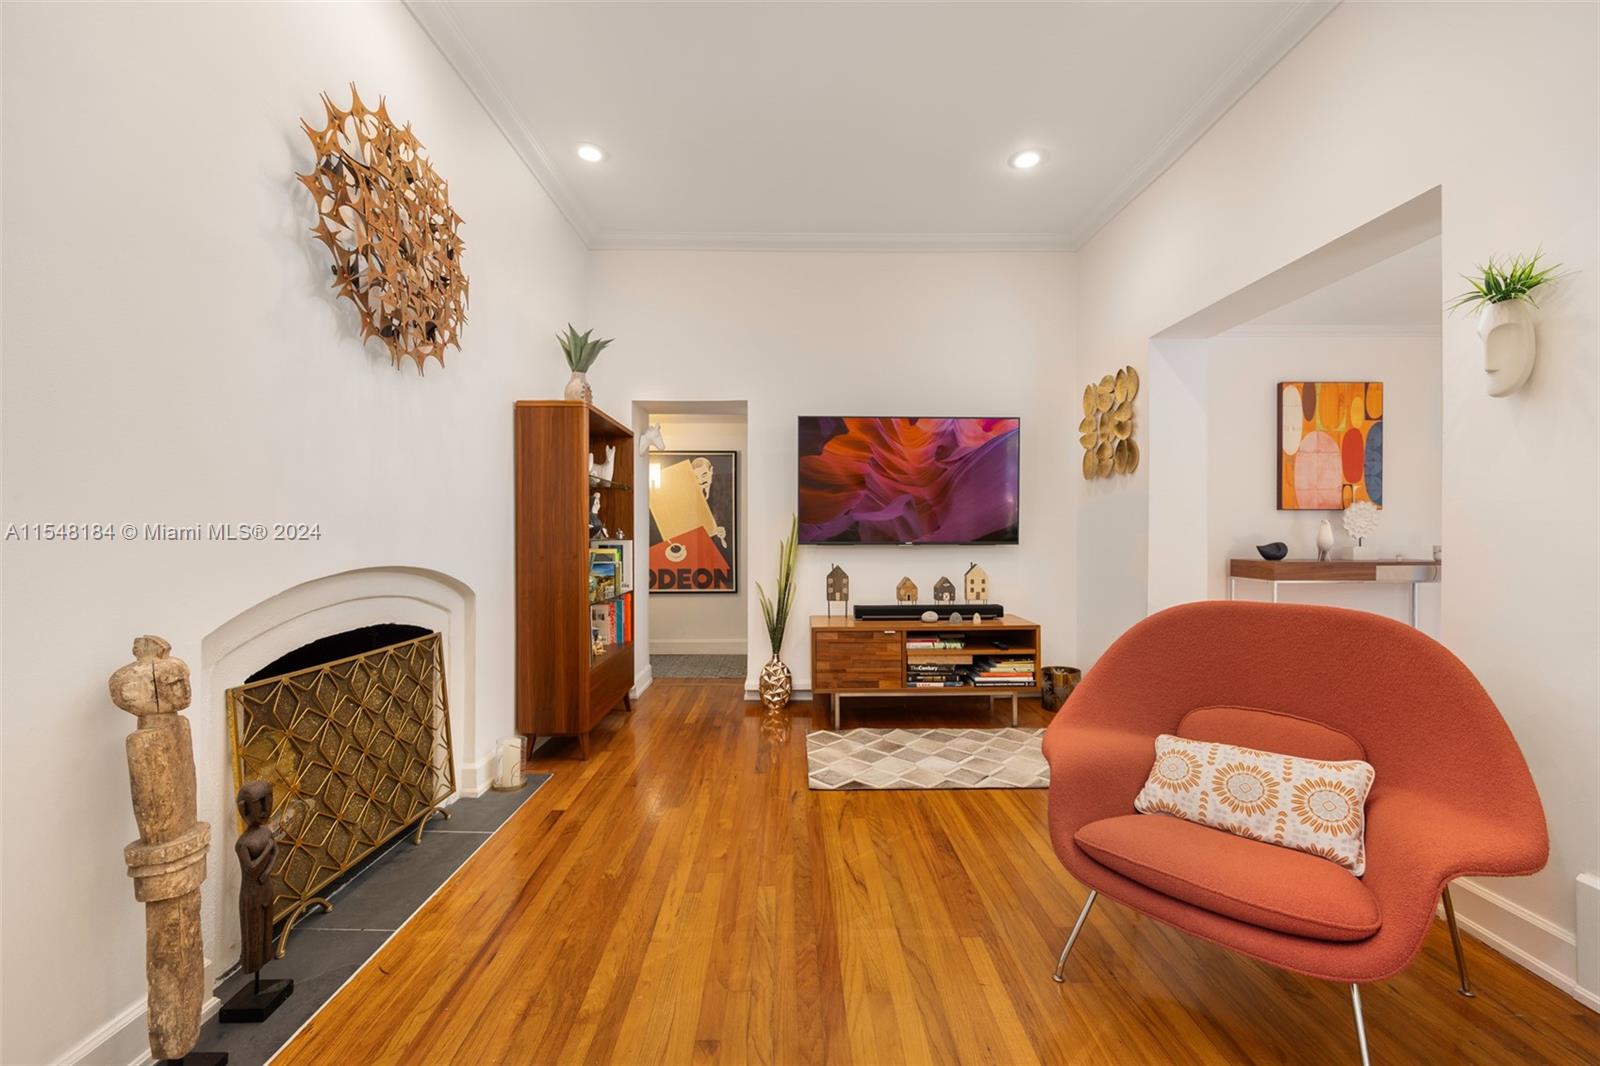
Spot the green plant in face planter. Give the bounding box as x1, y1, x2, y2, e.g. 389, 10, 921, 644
1448, 251, 1572, 398
1447, 251, 1566, 313
558, 324, 613, 403
756, 515, 799, 711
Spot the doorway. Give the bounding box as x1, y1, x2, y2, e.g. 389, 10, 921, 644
637, 401, 749, 679
1147, 188, 1443, 633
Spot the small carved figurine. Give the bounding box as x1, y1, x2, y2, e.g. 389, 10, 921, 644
219, 779, 294, 1023
235, 781, 277, 977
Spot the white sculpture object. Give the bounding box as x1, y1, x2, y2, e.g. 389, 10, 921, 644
1479, 302, 1536, 396
591, 445, 616, 482
1342, 500, 1379, 560
638, 423, 666, 454
1316, 519, 1335, 561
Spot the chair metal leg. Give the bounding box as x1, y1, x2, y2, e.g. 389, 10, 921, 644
1441, 884, 1476, 997
1350, 984, 1371, 1066
1051, 890, 1098, 983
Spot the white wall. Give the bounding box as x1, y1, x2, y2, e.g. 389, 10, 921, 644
1205, 330, 1442, 633
1074, 1, 1598, 1003
645, 411, 749, 656
0, 3, 588, 1062
587, 251, 1078, 693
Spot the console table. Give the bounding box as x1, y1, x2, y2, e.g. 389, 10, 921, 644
810, 613, 1041, 730
1228, 558, 1441, 628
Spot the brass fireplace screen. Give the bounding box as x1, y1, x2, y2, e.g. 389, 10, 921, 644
227, 630, 454, 953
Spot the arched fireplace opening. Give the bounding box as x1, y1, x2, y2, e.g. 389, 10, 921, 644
245, 622, 432, 683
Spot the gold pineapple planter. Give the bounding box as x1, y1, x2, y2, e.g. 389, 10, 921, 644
758, 654, 793, 709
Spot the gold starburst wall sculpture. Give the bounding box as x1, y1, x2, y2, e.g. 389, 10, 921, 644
297, 84, 468, 373
1079, 365, 1140, 479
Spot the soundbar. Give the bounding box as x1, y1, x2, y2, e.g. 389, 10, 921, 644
852, 603, 1006, 622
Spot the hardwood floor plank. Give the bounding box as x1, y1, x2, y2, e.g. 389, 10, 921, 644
273, 680, 1600, 1066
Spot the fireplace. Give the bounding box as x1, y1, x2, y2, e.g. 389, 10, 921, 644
225, 623, 456, 955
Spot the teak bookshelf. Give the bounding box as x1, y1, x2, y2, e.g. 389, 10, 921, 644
809, 614, 1041, 730
514, 401, 635, 758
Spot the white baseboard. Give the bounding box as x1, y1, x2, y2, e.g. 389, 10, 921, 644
632, 663, 653, 698
59, 990, 221, 1066
742, 687, 813, 703
1446, 877, 1598, 1011
648, 638, 748, 656
1576, 873, 1600, 1008
457, 750, 497, 798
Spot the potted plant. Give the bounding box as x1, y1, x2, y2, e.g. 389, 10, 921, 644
756, 514, 799, 710
1447, 252, 1566, 397
557, 324, 613, 403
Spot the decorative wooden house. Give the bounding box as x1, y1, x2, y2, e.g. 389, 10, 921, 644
964, 562, 989, 603
826, 564, 850, 618
895, 576, 918, 602
933, 577, 956, 603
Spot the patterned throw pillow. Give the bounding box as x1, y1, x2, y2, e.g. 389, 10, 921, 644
1133, 734, 1376, 875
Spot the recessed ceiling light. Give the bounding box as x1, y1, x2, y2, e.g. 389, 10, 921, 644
576, 144, 605, 163
1009, 149, 1043, 170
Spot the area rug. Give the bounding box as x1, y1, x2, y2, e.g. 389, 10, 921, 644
806, 727, 1049, 790
651, 653, 747, 678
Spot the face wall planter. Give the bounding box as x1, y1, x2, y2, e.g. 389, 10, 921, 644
1478, 301, 1536, 396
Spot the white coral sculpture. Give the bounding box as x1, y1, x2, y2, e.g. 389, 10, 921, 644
1343, 500, 1379, 545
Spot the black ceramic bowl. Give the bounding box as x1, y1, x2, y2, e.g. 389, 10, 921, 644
1256, 542, 1289, 561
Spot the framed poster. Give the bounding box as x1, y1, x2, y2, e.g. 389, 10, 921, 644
647, 451, 738, 593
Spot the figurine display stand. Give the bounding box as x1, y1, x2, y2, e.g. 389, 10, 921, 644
219, 970, 293, 1025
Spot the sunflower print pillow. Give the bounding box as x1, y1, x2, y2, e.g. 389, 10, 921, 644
1133, 734, 1376, 875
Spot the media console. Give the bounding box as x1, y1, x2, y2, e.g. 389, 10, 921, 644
809, 613, 1041, 730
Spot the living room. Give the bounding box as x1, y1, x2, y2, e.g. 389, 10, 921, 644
2, 3, 1596, 1065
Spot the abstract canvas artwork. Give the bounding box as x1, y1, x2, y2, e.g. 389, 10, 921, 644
648, 451, 737, 593
1278, 382, 1383, 510
797, 417, 1020, 544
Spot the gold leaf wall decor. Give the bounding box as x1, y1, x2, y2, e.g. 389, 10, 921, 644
1081, 365, 1140, 480
297, 84, 468, 373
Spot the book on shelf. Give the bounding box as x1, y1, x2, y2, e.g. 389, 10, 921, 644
589, 590, 634, 651
588, 541, 632, 603
970, 653, 1035, 686
906, 635, 965, 650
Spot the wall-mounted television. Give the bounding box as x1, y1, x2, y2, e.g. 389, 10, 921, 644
797, 416, 1020, 545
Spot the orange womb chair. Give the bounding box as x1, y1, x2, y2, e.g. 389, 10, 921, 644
1043, 601, 1548, 1063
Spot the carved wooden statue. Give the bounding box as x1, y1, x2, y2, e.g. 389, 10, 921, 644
221, 780, 293, 1022
236, 781, 276, 976
109, 636, 216, 1064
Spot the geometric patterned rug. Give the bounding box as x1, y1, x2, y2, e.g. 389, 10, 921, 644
806, 727, 1049, 790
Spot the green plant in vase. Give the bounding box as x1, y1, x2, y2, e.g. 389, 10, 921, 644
557, 324, 613, 403
756, 514, 799, 711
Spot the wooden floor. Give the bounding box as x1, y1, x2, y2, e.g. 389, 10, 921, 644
277, 680, 1600, 1065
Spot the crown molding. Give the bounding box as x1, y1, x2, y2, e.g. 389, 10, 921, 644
1223, 322, 1441, 338
1067, 0, 1340, 250
411, 0, 1337, 254
590, 230, 1075, 252
405, 0, 598, 245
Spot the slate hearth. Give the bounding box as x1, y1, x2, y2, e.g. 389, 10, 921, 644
196, 776, 549, 1065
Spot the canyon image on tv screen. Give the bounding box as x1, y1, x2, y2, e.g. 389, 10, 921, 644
797, 417, 1020, 544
